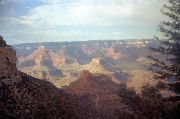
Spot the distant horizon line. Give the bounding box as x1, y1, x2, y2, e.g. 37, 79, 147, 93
12, 38, 155, 46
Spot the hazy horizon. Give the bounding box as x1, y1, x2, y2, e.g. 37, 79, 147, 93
12, 38, 155, 46
0, 0, 165, 44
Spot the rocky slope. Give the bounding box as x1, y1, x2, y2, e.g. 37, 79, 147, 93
63, 70, 134, 119
0, 36, 75, 119
0, 38, 18, 79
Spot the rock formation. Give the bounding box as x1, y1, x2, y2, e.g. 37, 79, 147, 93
0, 37, 75, 119
0, 36, 18, 79
80, 70, 92, 80
63, 70, 134, 119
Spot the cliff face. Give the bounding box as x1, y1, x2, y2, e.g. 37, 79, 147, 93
0, 36, 75, 119
0, 42, 18, 78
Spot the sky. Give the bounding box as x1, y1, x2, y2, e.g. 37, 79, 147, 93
0, 0, 166, 44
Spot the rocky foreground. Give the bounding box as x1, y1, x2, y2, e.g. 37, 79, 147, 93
0, 36, 76, 119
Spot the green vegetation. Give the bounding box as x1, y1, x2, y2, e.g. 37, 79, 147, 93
34, 82, 76, 119
119, 83, 180, 119
148, 0, 180, 93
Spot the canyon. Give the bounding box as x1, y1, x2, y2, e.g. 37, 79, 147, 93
1, 36, 179, 119
14, 40, 156, 91
0, 37, 136, 118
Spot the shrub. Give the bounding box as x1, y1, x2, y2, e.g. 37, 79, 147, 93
119, 83, 180, 119
156, 81, 167, 89
34, 93, 76, 119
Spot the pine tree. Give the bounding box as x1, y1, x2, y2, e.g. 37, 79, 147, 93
148, 0, 180, 92
0, 35, 6, 47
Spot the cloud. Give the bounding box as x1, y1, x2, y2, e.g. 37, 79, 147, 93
112, 32, 123, 35
0, 0, 166, 44
13, 0, 164, 27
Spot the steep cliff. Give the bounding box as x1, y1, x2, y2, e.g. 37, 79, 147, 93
0, 37, 18, 79
0, 36, 76, 119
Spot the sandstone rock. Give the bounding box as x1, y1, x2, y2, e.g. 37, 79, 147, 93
81, 70, 92, 80
63, 70, 133, 119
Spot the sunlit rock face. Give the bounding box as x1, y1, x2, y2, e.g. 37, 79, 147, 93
14, 39, 158, 89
